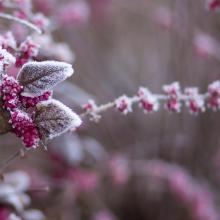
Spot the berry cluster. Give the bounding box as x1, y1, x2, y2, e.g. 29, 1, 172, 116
9, 110, 40, 148
0, 75, 22, 110
20, 91, 52, 108
0, 75, 52, 148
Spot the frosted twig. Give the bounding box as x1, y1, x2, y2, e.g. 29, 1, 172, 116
0, 148, 27, 175
0, 13, 42, 34
81, 94, 209, 117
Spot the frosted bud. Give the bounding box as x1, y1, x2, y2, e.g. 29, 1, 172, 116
138, 87, 159, 113
185, 87, 205, 115
163, 82, 182, 113
115, 95, 132, 115
207, 80, 220, 110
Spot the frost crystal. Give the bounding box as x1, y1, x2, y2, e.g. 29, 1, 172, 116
17, 61, 74, 97
35, 99, 82, 139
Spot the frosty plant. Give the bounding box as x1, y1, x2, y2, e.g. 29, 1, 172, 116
81, 81, 220, 122
0, 59, 82, 148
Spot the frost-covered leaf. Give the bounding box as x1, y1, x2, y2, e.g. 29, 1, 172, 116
17, 61, 74, 97
35, 99, 82, 139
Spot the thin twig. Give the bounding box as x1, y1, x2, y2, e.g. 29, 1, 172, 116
0, 12, 42, 34
0, 148, 26, 175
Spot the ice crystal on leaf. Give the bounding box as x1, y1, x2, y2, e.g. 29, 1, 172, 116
35, 99, 82, 139
17, 61, 74, 97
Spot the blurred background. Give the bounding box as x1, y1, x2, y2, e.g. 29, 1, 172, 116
2, 0, 220, 219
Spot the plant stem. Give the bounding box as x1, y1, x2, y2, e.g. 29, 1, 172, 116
0, 12, 42, 34
0, 148, 26, 175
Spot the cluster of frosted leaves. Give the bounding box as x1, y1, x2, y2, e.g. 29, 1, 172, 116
0, 60, 82, 148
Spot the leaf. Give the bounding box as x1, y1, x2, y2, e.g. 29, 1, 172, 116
35, 99, 82, 139
17, 61, 74, 97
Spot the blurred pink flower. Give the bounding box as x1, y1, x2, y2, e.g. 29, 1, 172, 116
93, 210, 116, 220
